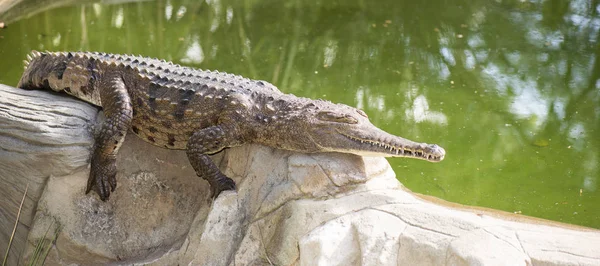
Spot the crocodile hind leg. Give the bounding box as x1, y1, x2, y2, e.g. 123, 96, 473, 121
86, 74, 133, 201
186, 125, 242, 198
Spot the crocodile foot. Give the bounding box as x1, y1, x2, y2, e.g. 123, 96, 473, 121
86, 152, 117, 201
208, 173, 236, 199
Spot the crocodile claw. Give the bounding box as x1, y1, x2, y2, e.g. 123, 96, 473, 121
209, 174, 236, 199
86, 152, 117, 201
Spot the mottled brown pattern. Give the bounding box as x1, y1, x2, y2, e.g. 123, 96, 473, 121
17, 51, 446, 201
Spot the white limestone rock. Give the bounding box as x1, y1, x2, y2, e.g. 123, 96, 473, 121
299, 209, 406, 266
446, 228, 530, 266
1, 84, 600, 266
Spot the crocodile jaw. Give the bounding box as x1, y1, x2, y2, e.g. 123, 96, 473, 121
313, 127, 446, 162
340, 132, 445, 161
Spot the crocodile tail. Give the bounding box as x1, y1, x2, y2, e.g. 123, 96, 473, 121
18, 51, 102, 106
17, 50, 72, 90
18, 50, 47, 89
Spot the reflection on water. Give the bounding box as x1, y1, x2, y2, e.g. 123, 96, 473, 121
181, 37, 205, 64
405, 94, 448, 125
0, 0, 598, 228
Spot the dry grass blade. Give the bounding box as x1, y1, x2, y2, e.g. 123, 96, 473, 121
2, 184, 29, 266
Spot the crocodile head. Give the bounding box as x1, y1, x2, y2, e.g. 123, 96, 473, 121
258, 98, 445, 162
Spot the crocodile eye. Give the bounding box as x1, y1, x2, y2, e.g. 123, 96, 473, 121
317, 111, 358, 124
356, 109, 368, 118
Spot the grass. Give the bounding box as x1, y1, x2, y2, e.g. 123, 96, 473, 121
2, 184, 60, 266
3, 184, 28, 266
28, 221, 60, 266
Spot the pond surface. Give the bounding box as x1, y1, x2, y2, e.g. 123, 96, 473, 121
0, 0, 598, 228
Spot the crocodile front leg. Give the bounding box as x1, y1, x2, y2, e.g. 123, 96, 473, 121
186, 125, 242, 198
86, 74, 133, 201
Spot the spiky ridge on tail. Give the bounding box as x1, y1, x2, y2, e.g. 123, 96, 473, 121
18, 51, 105, 105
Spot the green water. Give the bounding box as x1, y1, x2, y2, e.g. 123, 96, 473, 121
0, 0, 598, 228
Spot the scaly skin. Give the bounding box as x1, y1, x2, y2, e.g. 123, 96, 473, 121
17, 51, 446, 201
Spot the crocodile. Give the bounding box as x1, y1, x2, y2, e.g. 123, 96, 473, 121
17, 51, 446, 201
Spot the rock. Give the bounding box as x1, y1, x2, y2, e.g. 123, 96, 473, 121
447, 228, 529, 265
0, 84, 97, 266
1, 83, 599, 266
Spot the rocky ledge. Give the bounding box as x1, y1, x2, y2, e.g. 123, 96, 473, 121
0, 84, 599, 266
